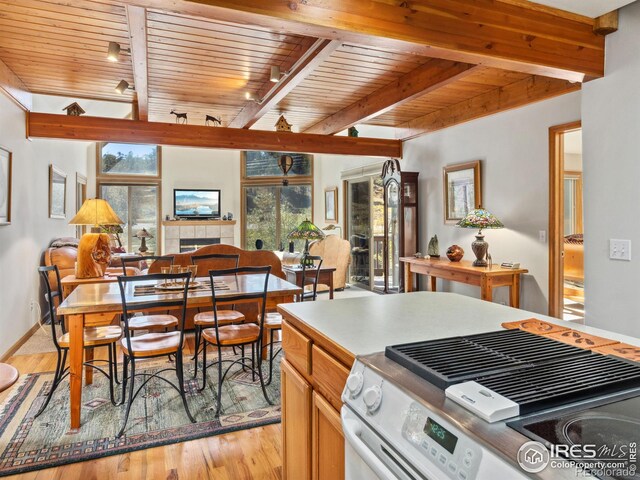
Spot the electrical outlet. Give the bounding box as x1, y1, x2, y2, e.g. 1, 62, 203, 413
609, 239, 631, 261
539, 230, 546, 243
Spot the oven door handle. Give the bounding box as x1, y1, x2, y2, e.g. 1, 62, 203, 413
342, 409, 400, 480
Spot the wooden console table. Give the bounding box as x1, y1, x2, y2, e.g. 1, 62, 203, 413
400, 257, 528, 308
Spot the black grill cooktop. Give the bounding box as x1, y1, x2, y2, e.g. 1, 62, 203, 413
385, 329, 640, 412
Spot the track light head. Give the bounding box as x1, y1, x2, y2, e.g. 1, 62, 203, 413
270, 65, 281, 83
107, 42, 121, 62
115, 80, 131, 94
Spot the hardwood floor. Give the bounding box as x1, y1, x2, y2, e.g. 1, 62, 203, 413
0, 334, 283, 480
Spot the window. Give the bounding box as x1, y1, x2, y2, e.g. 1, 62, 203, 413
241, 152, 313, 250
97, 143, 161, 254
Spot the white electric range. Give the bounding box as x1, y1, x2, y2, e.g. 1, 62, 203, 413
342, 330, 640, 480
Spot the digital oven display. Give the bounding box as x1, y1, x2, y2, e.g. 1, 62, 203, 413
424, 417, 458, 454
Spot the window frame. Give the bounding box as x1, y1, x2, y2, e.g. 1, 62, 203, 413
240, 151, 314, 249
96, 144, 162, 253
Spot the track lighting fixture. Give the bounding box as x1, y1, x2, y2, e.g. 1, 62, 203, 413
115, 80, 133, 94
107, 41, 130, 62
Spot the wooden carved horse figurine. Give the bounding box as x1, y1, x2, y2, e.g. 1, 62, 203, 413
205, 115, 221, 126
170, 109, 188, 124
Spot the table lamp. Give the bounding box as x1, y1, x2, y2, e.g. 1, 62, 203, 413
456, 207, 504, 267
69, 199, 123, 278
288, 219, 325, 266
135, 228, 153, 253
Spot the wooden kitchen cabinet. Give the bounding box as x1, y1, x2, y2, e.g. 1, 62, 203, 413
281, 359, 312, 480
280, 318, 354, 480
312, 391, 345, 480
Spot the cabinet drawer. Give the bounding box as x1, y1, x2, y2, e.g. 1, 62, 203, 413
282, 320, 312, 375
312, 345, 349, 411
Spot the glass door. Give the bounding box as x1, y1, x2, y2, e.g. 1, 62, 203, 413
347, 179, 371, 288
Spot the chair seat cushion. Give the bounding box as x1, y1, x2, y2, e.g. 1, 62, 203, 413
120, 331, 182, 357
261, 312, 283, 329
194, 310, 245, 326
128, 314, 178, 330
58, 325, 123, 348
201, 324, 260, 346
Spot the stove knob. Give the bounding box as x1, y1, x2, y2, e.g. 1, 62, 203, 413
363, 385, 383, 413
346, 372, 364, 397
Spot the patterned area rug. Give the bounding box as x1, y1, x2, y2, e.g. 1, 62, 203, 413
0, 353, 281, 477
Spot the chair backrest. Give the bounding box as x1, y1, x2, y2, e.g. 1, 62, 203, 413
192, 253, 239, 277
117, 272, 191, 354
301, 256, 323, 301
207, 266, 271, 344
38, 265, 65, 349
121, 255, 174, 276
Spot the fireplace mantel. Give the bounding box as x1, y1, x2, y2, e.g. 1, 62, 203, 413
163, 220, 237, 254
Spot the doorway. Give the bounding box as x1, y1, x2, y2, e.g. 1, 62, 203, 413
549, 122, 584, 321
344, 175, 385, 291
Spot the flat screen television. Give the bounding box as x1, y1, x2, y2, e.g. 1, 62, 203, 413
174, 189, 221, 219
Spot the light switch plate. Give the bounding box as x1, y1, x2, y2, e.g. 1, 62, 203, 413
610, 239, 631, 261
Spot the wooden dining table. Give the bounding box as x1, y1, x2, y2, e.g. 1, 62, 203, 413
56, 274, 301, 430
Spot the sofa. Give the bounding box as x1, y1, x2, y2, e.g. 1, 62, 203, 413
43, 237, 138, 295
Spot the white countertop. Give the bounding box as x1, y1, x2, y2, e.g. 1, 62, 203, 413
278, 292, 640, 356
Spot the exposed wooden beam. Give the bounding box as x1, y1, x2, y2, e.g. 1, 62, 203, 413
229, 39, 341, 129
125, 5, 149, 121
147, 0, 606, 82
594, 11, 618, 36
0, 59, 31, 111
396, 76, 581, 140
27, 113, 402, 158
305, 60, 478, 135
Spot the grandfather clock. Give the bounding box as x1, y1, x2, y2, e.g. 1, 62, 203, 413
382, 161, 419, 293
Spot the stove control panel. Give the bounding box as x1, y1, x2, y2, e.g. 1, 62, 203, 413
402, 402, 482, 480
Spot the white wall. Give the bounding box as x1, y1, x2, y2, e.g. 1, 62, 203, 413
582, 1, 640, 337
315, 94, 581, 314
161, 147, 241, 249
0, 94, 90, 356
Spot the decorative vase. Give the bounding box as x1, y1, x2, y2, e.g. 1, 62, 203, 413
446, 245, 464, 262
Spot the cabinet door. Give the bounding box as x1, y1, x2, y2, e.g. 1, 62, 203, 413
282, 359, 312, 480
312, 391, 345, 480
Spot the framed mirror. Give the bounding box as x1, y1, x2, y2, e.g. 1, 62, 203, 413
443, 160, 481, 224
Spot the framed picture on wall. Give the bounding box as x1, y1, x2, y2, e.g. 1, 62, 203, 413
49, 165, 67, 219
443, 160, 481, 224
0, 146, 12, 225
325, 187, 338, 222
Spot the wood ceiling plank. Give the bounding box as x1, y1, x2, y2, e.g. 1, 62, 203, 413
168, 0, 603, 81
0, 58, 31, 111
396, 75, 581, 140
27, 112, 402, 157
126, 5, 149, 121
305, 59, 478, 135
228, 38, 340, 129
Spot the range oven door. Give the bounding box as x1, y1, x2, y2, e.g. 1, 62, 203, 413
342, 406, 443, 480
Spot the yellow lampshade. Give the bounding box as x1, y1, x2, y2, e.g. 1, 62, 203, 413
69, 198, 123, 227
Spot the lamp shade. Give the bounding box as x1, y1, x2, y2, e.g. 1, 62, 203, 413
135, 228, 153, 239
287, 219, 326, 240
69, 199, 123, 226
456, 208, 504, 232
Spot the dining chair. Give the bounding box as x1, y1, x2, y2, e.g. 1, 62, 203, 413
116, 272, 195, 437
263, 255, 323, 385
37, 265, 122, 417
121, 255, 174, 276
191, 253, 244, 378
121, 255, 178, 334
200, 266, 273, 416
